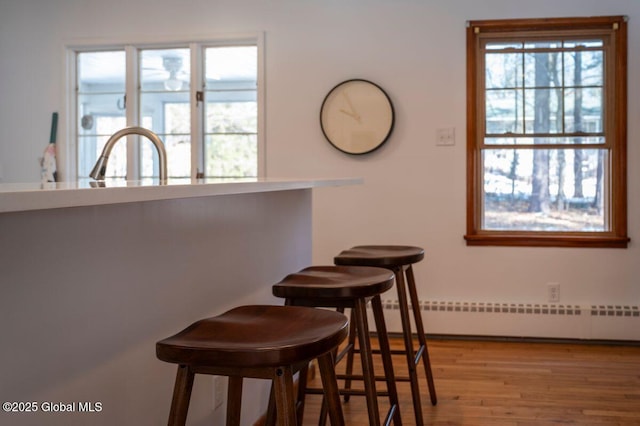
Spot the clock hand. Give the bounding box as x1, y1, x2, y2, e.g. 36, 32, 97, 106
341, 91, 360, 116
339, 108, 362, 122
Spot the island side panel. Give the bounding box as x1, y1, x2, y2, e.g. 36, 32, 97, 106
0, 188, 312, 426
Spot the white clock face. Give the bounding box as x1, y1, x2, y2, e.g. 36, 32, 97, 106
320, 79, 394, 154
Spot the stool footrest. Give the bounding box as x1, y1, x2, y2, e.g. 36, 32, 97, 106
383, 405, 397, 426
335, 343, 354, 364
336, 372, 414, 383
337, 373, 388, 382
414, 344, 425, 365
368, 344, 426, 366
362, 347, 423, 357
305, 387, 390, 398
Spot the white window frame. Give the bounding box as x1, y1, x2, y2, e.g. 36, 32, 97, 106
61, 32, 265, 181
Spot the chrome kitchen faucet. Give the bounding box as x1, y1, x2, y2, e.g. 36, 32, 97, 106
89, 127, 167, 181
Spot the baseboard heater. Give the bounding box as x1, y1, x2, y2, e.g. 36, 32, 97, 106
372, 299, 640, 341
383, 300, 640, 317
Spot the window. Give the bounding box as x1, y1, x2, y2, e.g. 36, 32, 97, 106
71, 38, 262, 180
465, 16, 628, 248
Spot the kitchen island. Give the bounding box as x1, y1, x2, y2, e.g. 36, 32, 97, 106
0, 177, 359, 426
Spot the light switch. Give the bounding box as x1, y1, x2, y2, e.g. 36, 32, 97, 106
436, 127, 455, 146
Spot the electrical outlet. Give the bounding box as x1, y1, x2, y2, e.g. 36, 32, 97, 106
547, 283, 560, 303
213, 376, 225, 411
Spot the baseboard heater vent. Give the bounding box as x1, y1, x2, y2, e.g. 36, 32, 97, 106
379, 300, 640, 317
590, 305, 640, 317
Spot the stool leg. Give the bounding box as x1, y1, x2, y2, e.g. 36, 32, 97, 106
342, 308, 357, 402
354, 297, 381, 426
227, 376, 243, 426
265, 385, 277, 426
318, 397, 328, 426
317, 351, 345, 426
167, 365, 195, 426
317, 380, 329, 426
273, 366, 297, 426
406, 265, 437, 405
394, 266, 424, 426
322, 307, 354, 425
268, 362, 307, 426
319, 309, 346, 426
371, 295, 402, 426
296, 364, 309, 426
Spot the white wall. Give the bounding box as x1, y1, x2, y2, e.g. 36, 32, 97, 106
0, 0, 638, 334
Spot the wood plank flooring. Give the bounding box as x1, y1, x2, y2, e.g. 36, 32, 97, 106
300, 337, 640, 425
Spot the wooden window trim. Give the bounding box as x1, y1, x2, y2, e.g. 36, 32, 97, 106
465, 16, 629, 248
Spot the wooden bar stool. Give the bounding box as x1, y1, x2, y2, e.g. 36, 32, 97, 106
272, 265, 402, 426
156, 305, 348, 426
334, 245, 437, 426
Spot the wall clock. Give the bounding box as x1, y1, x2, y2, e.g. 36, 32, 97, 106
320, 79, 395, 155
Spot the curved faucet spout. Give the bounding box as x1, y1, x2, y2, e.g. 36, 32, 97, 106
89, 127, 168, 181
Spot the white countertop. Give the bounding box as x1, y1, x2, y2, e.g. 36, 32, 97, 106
0, 177, 362, 213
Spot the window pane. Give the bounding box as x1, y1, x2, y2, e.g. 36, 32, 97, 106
205, 46, 257, 84
140, 48, 190, 92
204, 46, 257, 178
524, 51, 562, 88
78, 51, 125, 93
165, 103, 190, 134
482, 148, 606, 231
564, 50, 603, 87
205, 101, 257, 133
141, 134, 191, 178
206, 89, 257, 104
485, 42, 523, 50
77, 94, 126, 134
139, 93, 191, 178
564, 88, 603, 133
205, 135, 257, 177
563, 40, 603, 48
524, 88, 562, 133
484, 136, 605, 146
486, 89, 523, 134
140, 48, 191, 178
78, 117, 127, 178
524, 40, 562, 49
77, 51, 126, 178
486, 53, 522, 89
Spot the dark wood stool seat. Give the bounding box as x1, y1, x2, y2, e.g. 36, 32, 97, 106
334, 245, 425, 268
157, 305, 348, 426
272, 265, 402, 426
335, 245, 437, 426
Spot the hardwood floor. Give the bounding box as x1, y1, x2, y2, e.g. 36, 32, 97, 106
300, 337, 640, 425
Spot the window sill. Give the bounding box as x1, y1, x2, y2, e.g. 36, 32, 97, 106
464, 233, 630, 248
